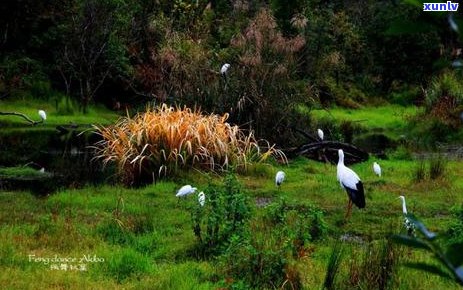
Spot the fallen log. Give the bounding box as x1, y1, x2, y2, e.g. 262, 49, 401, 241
287, 141, 369, 165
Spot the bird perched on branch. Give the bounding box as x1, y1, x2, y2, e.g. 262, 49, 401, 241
176, 185, 197, 197
317, 128, 324, 141
337, 149, 365, 219
398, 195, 415, 236
275, 171, 285, 189
38, 110, 47, 122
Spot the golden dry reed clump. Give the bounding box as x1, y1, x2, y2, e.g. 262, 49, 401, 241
94, 104, 286, 184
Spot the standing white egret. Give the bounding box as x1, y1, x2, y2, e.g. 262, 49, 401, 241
317, 128, 324, 141
373, 162, 381, 177
198, 191, 205, 206
398, 195, 415, 236
275, 171, 285, 189
337, 149, 365, 218
220, 63, 230, 75
176, 185, 197, 197
38, 110, 47, 121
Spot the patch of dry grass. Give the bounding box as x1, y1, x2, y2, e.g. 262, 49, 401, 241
94, 104, 286, 184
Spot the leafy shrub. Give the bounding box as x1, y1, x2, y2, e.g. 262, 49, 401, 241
221, 199, 327, 289
190, 170, 251, 256
94, 104, 286, 185
222, 220, 302, 289
265, 198, 328, 249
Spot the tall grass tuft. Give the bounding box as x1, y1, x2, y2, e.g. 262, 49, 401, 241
323, 241, 344, 290
94, 104, 286, 184
425, 70, 463, 127
413, 160, 426, 182
348, 238, 401, 290
429, 155, 447, 180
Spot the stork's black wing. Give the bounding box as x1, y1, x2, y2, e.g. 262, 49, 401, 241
342, 181, 365, 209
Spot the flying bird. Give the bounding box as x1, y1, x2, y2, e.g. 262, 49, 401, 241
373, 162, 381, 177
337, 149, 365, 218
38, 110, 47, 121
220, 63, 230, 75
398, 195, 415, 236
176, 185, 197, 197
198, 191, 205, 207
275, 171, 285, 189
317, 128, 324, 141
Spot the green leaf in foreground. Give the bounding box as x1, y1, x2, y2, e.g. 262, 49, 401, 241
391, 234, 431, 250
404, 262, 453, 280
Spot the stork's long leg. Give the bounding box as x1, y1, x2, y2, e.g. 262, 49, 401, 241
345, 199, 353, 219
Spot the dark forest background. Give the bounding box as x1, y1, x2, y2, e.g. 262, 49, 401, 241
1, 0, 462, 145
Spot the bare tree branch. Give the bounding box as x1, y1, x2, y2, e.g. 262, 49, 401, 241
0, 111, 43, 125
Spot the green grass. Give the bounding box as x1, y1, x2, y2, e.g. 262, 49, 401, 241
0, 166, 48, 178
309, 105, 423, 138
1, 156, 462, 289
0, 98, 118, 127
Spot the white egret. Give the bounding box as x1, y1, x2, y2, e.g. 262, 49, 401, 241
275, 171, 285, 189
220, 63, 230, 75
398, 195, 415, 236
198, 191, 205, 206
317, 128, 324, 141
373, 162, 381, 177
39, 168, 45, 173
176, 185, 197, 197
38, 110, 47, 121
337, 149, 365, 218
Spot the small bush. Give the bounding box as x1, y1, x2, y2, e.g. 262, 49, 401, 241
190, 170, 251, 256
220, 199, 327, 289
222, 220, 302, 290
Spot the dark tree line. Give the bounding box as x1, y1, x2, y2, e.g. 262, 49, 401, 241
0, 0, 461, 145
